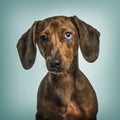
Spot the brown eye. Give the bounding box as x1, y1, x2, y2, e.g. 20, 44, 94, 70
64, 32, 73, 40
39, 34, 48, 42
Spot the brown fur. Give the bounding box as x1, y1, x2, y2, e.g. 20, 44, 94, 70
17, 16, 100, 120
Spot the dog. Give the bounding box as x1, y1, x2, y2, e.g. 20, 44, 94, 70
17, 16, 100, 120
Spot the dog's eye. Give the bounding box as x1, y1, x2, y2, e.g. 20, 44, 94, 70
64, 32, 73, 40
39, 35, 48, 42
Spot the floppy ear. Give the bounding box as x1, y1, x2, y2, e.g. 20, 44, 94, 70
72, 16, 100, 62
17, 22, 38, 69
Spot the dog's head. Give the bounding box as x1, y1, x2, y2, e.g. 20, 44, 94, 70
17, 16, 100, 73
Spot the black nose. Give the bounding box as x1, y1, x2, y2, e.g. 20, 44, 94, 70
50, 59, 61, 69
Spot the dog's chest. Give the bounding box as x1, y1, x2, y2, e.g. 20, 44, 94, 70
55, 83, 81, 118
53, 76, 74, 104
55, 82, 73, 105
46, 74, 82, 117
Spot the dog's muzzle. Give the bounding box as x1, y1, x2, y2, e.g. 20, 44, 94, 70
48, 59, 63, 72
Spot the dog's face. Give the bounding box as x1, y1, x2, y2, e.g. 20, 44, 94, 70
17, 16, 100, 73
36, 17, 79, 73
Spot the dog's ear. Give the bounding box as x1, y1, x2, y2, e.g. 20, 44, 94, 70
72, 16, 100, 62
17, 22, 38, 69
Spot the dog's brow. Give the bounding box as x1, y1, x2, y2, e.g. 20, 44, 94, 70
50, 21, 59, 29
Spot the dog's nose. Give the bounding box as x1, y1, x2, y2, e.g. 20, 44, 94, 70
50, 59, 61, 69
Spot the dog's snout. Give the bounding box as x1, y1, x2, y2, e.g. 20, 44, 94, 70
50, 59, 61, 69
47, 59, 63, 73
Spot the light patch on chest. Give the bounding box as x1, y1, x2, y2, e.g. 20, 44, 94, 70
67, 102, 81, 116
60, 101, 82, 119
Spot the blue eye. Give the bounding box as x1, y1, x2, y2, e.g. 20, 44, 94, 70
64, 32, 73, 40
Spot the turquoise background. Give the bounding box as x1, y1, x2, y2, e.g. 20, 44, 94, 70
0, 0, 120, 119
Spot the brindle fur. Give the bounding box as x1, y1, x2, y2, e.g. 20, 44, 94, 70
17, 16, 100, 120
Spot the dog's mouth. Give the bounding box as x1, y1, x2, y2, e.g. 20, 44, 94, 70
48, 68, 63, 74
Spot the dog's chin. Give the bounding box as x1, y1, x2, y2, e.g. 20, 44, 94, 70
48, 68, 64, 75
49, 71, 63, 75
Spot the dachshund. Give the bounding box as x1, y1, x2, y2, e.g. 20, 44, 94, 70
17, 16, 100, 120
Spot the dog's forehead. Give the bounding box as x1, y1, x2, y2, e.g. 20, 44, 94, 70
48, 17, 70, 27
38, 16, 74, 30
49, 20, 59, 29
